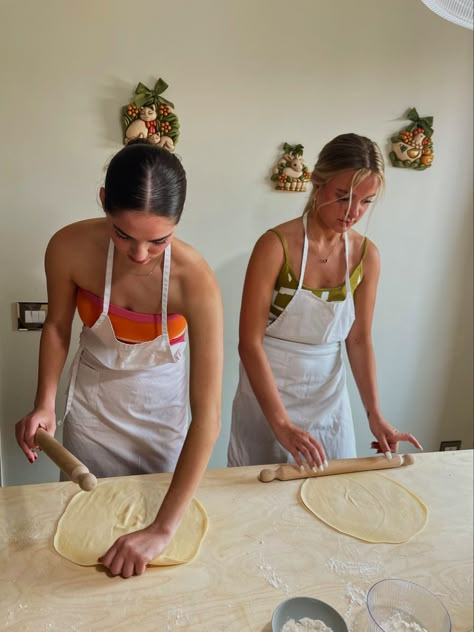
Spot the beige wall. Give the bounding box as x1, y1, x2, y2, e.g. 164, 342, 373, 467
1, 0, 472, 485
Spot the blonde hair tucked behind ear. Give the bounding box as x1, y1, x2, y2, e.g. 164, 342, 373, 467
303, 133, 385, 216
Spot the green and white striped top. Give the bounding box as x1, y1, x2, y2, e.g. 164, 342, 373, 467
268, 228, 369, 323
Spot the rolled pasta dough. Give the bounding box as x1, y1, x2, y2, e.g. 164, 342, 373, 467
54, 479, 208, 566
300, 471, 428, 543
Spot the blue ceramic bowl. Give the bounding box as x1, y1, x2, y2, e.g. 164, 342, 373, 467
272, 596, 348, 632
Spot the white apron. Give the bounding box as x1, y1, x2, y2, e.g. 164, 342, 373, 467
228, 213, 357, 466
61, 240, 188, 478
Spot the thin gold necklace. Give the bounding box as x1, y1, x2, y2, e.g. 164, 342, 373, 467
315, 235, 342, 264
307, 211, 343, 264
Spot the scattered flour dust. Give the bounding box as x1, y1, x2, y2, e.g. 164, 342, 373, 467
326, 557, 383, 578
343, 582, 367, 626
256, 552, 289, 593
282, 618, 333, 632
379, 613, 428, 632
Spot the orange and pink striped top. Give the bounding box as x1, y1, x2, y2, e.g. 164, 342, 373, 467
77, 288, 186, 345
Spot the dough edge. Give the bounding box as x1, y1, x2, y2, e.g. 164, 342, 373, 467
299, 471, 428, 544
53, 482, 209, 567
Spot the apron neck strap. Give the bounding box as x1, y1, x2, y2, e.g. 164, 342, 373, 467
299, 213, 310, 291
343, 231, 351, 294
161, 244, 171, 338
102, 240, 115, 315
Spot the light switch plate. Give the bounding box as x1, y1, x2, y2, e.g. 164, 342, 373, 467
440, 440, 462, 451
17, 302, 48, 331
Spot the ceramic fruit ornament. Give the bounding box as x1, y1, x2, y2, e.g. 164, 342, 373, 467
122, 78, 180, 152
390, 107, 434, 170
271, 143, 312, 191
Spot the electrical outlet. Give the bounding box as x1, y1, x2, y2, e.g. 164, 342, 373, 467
17, 302, 48, 331
440, 440, 462, 451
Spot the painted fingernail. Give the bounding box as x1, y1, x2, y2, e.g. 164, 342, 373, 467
324, 460, 328, 468
300, 465, 305, 472
319, 464, 325, 472
419, 445, 424, 451
312, 466, 318, 473
385, 451, 392, 460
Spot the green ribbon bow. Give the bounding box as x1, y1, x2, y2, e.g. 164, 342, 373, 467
134, 78, 175, 109
283, 142, 304, 156
407, 107, 434, 138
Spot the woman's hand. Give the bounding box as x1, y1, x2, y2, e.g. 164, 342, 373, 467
273, 422, 327, 470
368, 412, 422, 457
15, 409, 57, 463
98, 525, 173, 578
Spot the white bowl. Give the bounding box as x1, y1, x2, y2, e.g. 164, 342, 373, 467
367, 579, 452, 631
272, 596, 348, 632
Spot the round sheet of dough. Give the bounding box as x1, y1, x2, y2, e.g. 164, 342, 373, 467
300, 471, 428, 543
54, 479, 208, 566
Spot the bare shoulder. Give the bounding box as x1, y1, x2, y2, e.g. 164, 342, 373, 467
47, 219, 107, 254
171, 238, 220, 294
171, 237, 211, 273
252, 217, 302, 255
46, 219, 108, 281
266, 216, 305, 259
365, 237, 380, 266
272, 216, 303, 240
350, 230, 379, 260
246, 230, 286, 276
355, 232, 380, 280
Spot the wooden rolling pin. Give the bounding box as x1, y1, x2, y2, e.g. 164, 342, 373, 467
35, 428, 97, 492
259, 453, 415, 483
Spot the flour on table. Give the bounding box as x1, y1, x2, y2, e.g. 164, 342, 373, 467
256, 552, 289, 593
342, 582, 367, 631
326, 557, 383, 578
282, 618, 333, 632
379, 613, 428, 632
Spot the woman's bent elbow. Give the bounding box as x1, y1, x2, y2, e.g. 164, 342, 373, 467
238, 340, 261, 365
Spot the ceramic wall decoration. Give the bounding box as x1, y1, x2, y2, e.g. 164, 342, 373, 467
389, 108, 434, 170
122, 78, 180, 151
271, 143, 312, 191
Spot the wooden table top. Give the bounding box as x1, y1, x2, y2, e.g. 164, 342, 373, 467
1, 450, 472, 631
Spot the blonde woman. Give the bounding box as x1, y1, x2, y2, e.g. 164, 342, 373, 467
228, 133, 422, 469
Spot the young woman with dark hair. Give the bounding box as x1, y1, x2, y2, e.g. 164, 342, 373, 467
16, 140, 223, 577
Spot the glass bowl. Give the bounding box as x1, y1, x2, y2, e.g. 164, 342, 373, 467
367, 579, 452, 631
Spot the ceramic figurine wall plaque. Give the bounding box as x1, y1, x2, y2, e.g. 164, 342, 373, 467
389, 107, 434, 170
271, 143, 312, 191
122, 78, 180, 151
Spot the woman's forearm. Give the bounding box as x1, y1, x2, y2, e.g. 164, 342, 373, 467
345, 337, 381, 418
149, 263, 224, 537
34, 321, 71, 411
239, 341, 290, 431
151, 408, 220, 535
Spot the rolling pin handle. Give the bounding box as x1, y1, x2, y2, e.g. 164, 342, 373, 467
401, 453, 415, 466
259, 468, 277, 483
77, 473, 97, 492
35, 428, 97, 492
70, 465, 98, 492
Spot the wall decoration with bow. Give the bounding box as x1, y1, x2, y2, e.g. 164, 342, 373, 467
389, 108, 434, 170
271, 143, 312, 191
122, 78, 180, 152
